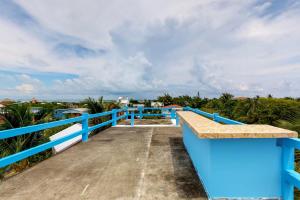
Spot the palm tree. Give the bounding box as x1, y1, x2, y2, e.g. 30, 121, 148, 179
158, 93, 173, 106
83, 97, 112, 134
0, 104, 52, 177
84, 97, 105, 114
219, 93, 235, 118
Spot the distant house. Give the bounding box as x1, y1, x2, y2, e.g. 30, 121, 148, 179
163, 104, 182, 109
0, 104, 5, 116
31, 107, 42, 114
0, 98, 14, 106
151, 101, 163, 107
234, 96, 248, 100
54, 108, 89, 119
132, 104, 144, 108
162, 104, 182, 116
118, 97, 129, 107
31, 97, 39, 104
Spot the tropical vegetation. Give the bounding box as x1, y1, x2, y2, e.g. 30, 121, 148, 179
0, 98, 120, 179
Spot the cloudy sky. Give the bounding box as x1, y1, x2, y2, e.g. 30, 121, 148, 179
0, 0, 299, 100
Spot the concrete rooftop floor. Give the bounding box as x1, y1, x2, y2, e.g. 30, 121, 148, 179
0, 126, 207, 200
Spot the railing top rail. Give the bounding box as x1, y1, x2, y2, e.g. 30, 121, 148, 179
89, 111, 113, 119
215, 115, 244, 125
0, 116, 83, 140
185, 107, 214, 119
127, 107, 175, 110
278, 138, 300, 150
185, 107, 244, 125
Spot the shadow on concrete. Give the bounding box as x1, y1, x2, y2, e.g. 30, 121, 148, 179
169, 137, 207, 199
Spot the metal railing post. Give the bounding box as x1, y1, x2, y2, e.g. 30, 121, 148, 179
138, 106, 143, 119
131, 111, 135, 127
81, 113, 89, 142
125, 107, 129, 120
213, 113, 219, 122
171, 109, 176, 119
112, 109, 117, 126
282, 143, 295, 200
176, 112, 180, 126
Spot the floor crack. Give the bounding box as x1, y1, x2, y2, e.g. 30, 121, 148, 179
134, 127, 154, 200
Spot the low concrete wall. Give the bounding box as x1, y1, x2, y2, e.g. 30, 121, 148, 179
182, 123, 282, 199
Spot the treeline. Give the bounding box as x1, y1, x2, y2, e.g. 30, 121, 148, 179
157, 93, 300, 133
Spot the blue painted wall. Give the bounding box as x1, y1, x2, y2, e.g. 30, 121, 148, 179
182, 123, 282, 199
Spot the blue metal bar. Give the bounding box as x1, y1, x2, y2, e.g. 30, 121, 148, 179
142, 114, 166, 117
278, 138, 300, 150
0, 130, 83, 168
185, 107, 244, 125
88, 111, 113, 119
81, 113, 89, 142
282, 145, 295, 200
171, 109, 176, 119
215, 115, 244, 125
88, 119, 114, 132
112, 109, 117, 126
0, 116, 83, 139
138, 106, 143, 119
213, 113, 219, 121
129, 107, 170, 110
131, 112, 134, 127
186, 107, 214, 119
285, 170, 300, 190
116, 114, 126, 121
176, 113, 180, 126
125, 107, 129, 120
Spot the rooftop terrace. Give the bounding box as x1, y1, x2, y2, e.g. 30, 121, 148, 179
0, 107, 299, 200
0, 125, 207, 200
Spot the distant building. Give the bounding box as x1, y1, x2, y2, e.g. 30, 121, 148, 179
132, 104, 144, 108
118, 97, 129, 107
54, 108, 89, 119
162, 104, 182, 116
163, 104, 182, 109
31, 107, 42, 114
0, 104, 5, 116
31, 97, 39, 104
0, 98, 14, 106
234, 96, 248, 100
151, 101, 163, 107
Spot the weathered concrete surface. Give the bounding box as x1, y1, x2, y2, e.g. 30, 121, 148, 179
118, 119, 172, 125
0, 127, 207, 200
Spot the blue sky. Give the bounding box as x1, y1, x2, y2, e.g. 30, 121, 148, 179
0, 0, 299, 100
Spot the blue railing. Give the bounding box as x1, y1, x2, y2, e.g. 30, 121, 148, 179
185, 107, 300, 200
277, 138, 300, 200
0, 108, 127, 168
184, 106, 244, 124
127, 106, 178, 126
2, 105, 299, 200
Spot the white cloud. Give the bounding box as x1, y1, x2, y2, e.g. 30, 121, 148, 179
16, 83, 34, 94
0, 0, 299, 99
